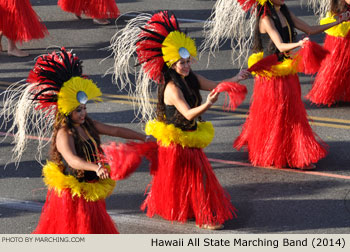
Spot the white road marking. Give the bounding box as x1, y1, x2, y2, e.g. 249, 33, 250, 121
0, 197, 42, 212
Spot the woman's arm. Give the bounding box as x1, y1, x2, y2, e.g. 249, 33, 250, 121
93, 120, 147, 141
164, 81, 218, 121
195, 70, 250, 91
260, 16, 305, 52
290, 11, 350, 35
56, 128, 109, 179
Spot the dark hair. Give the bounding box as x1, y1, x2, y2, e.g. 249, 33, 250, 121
330, 0, 347, 15
156, 65, 202, 127
252, 2, 297, 53
50, 113, 101, 171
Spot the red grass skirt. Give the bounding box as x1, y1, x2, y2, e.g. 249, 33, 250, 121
58, 0, 120, 19
0, 0, 48, 42
234, 74, 328, 168
306, 33, 350, 106
141, 144, 237, 226
33, 189, 119, 234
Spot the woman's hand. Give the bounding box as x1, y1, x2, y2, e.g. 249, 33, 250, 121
144, 135, 156, 142
206, 90, 219, 106
96, 163, 110, 179
298, 37, 309, 48
236, 69, 251, 81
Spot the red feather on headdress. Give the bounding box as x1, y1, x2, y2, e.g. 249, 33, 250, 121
237, 0, 258, 12
136, 11, 179, 84
27, 48, 83, 112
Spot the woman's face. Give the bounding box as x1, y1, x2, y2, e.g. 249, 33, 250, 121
70, 104, 87, 125
172, 58, 191, 77
345, 0, 350, 6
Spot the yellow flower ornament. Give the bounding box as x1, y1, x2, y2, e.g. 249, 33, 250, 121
57, 76, 102, 115
162, 31, 197, 67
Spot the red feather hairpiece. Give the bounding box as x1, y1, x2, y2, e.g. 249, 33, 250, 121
27, 48, 83, 113
136, 11, 180, 84
237, 0, 258, 12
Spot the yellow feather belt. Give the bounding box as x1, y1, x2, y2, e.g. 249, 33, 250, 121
42, 161, 116, 202
145, 120, 214, 148
321, 13, 350, 38
248, 52, 298, 78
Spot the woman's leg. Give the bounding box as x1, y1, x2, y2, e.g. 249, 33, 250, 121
7, 39, 29, 57
92, 18, 110, 25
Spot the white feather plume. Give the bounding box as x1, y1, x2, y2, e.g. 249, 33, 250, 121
0, 81, 54, 167
200, 0, 257, 66
108, 13, 157, 123
301, 0, 330, 18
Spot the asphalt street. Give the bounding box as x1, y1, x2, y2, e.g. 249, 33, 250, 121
0, 0, 349, 234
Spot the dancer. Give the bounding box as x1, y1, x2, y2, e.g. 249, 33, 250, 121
0, 0, 48, 57
0, 48, 147, 233
58, 0, 120, 25
306, 0, 350, 106
202, 0, 350, 169
110, 11, 249, 229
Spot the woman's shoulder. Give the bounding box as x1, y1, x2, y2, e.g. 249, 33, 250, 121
57, 126, 73, 139
165, 80, 179, 92
260, 14, 273, 24
259, 14, 278, 34
164, 81, 184, 104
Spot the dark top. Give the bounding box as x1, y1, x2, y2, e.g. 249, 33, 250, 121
261, 26, 291, 55
164, 80, 200, 131
165, 105, 197, 130
259, 4, 295, 61
261, 26, 292, 61
64, 138, 99, 182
